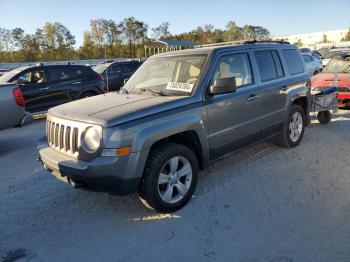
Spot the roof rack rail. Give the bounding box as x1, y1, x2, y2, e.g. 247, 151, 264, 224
195, 40, 246, 48
244, 40, 290, 44
195, 39, 290, 49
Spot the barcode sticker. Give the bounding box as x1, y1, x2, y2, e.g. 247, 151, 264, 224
166, 82, 194, 93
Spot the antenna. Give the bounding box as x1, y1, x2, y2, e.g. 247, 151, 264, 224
105, 45, 109, 93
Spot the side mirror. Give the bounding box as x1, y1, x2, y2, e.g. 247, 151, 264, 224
123, 78, 129, 85
209, 77, 236, 95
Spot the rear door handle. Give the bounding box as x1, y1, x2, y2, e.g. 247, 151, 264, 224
73, 81, 82, 85
247, 94, 260, 101
40, 87, 50, 91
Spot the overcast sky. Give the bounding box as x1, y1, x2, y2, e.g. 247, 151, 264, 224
0, 0, 349, 46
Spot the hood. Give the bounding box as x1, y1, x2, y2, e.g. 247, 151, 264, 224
311, 73, 350, 88
49, 92, 193, 127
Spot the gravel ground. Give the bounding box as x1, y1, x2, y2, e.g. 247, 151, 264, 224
1, 110, 350, 262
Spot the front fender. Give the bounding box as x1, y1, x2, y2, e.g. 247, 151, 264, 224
133, 112, 208, 153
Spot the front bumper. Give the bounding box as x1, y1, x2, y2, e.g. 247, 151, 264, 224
37, 137, 141, 195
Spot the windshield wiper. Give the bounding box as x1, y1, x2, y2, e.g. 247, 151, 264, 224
138, 88, 168, 96
119, 87, 129, 94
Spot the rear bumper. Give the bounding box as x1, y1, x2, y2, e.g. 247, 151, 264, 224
37, 137, 141, 195
337, 99, 350, 109
19, 112, 33, 127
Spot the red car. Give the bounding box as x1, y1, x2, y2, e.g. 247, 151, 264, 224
311, 59, 350, 109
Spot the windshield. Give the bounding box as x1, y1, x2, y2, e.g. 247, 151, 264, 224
0, 68, 23, 83
323, 59, 350, 74
123, 55, 207, 96
323, 51, 349, 59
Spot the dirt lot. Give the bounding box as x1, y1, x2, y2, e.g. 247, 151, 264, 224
1, 111, 350, 262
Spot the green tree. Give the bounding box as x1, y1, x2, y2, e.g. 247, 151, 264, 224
152, 22, 170, 40
79, 31, 95, 59
224, 21, 242, 41
322, 34, 329, 43
294, 39, 303, 47
120, 17, 148, 58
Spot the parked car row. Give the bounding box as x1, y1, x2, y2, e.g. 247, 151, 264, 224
302, 53, 322, 76
0, 60, 142, 115
92, 60, 142, 91
311, 58, 350, 109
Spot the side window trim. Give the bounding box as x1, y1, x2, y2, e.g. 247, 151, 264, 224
14, 68, 47, 85
271, 50, 284, 78
208, 52, 255, 90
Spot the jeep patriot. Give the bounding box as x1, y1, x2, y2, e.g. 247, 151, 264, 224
38, 41, 311, 212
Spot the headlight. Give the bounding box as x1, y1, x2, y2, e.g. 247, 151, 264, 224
83, 126, 101, 152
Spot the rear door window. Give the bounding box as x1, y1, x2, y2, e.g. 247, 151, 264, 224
108, 64, 122, 75
48, 67, 77, 81
283, 49, 304, 75
72, 66, 91, 78
254, 50, 284, 82
123, 63, 139, 73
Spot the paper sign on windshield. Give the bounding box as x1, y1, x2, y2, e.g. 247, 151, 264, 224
166, 82, 194, 93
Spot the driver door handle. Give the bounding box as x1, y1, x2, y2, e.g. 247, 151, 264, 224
40, 87, 50, 91
73, 81, 82, 85
247, 94, 260, 101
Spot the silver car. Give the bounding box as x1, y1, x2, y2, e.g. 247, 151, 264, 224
302, 53, 322, 77
0, 84, 32, 130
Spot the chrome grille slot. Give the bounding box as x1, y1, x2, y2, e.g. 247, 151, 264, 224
54, 124, 59, 147
59, 125, 64, 149
72, 128, 79, 153
65, 126, 71, 151
45, 114, 100, 158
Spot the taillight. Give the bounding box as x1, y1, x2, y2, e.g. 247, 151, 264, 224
97, 75, 104, 81
12, 87, 25, 107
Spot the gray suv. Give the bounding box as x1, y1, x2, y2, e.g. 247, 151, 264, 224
38, 41, 311, 212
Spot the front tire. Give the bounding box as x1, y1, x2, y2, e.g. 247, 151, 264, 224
274, 104, 306, 148
138, 143, 199, 213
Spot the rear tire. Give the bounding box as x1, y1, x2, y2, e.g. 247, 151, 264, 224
317, 111, 331, 124
138, 143, 198, 213
273, 104, 306, 148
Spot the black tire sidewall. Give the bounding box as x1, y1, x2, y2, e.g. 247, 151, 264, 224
317, 111, 331, 124
140, 143, 198, 212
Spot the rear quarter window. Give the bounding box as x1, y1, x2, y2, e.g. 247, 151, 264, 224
73, 66, 92, 76
283, 49, 304, 75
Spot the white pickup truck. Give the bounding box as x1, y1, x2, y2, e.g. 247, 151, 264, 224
0, 84, 32, 130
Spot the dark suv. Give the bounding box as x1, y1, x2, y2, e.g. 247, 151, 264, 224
38, 41, 311, 212
0, 64, 105, 113
93, 60, 142, 91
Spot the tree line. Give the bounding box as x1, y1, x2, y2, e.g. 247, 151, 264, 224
0, 18, 272, 63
